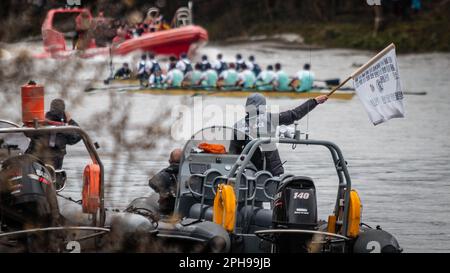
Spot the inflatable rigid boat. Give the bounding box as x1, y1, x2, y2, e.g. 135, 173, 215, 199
34, 7, 208, 59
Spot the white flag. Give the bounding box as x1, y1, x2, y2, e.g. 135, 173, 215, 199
352, 43, 405, 125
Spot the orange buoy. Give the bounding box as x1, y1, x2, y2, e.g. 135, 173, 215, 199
21, 81, 45, 126
82, 163, 101, 214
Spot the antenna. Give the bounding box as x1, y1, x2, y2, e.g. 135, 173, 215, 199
188, 1, 194, 24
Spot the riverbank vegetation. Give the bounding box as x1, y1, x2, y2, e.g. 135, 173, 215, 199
0, 0, 448, 53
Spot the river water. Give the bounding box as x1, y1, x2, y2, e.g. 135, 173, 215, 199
1, 41, 449, 252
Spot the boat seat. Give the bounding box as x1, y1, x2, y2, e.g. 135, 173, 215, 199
186, 169, 224, 200
254, 171, 276, 202
239, 206, 273, 229
189, 203, 214, 221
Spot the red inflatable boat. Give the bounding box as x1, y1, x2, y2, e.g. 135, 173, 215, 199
34, 8, 208, 59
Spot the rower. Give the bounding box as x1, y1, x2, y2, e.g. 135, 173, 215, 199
199, 67, 219, 90
236, 53, 245, 71
214, 53, 228, 75
218, 63, 239, 90
114, 62, 132, 80
137, 54, 149, 88
200, 55, 212, 72
273, 63, 291, 91
256, 65, 276, 91
165, 56, 178, 72
165, 62, 184, 88
176, 52, 193, 75
247, 55, 262, 77
149, 69, 166, 89
237, 63, 256, 90
148, 53, 161, 76
295, 63, 315, 92
189, 63, 203, 86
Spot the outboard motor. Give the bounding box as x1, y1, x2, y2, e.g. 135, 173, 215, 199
272, 176, 318, 253
0, 154, 60, 252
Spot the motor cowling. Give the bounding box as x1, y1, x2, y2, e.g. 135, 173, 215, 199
0, 154, 59, 227
272, 176, 318, 253
273, 176, 318, 228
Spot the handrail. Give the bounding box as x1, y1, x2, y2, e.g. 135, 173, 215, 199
0, 125, 106, 227
227, 137, 352, 237
0, 226, 110, 238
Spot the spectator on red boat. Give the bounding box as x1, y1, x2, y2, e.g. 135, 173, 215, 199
176, 53, 193, 75
200, 55, 212, 72
73, 10, 93, 50
112, 25, 128, 45
134, 22, 147, 37
92, 11, 111, 47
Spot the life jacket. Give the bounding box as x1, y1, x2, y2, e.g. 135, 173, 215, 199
213, 184, 237, 232
198, 143, 227, 154
138, 60, 146, 75
150, 60, 161, 74
235, 111, 277, 152
234, 113, 282, 176
200, 61, 211, 72
236, 60, 245, 71
216, 61, 228, 75
182, 59, 193, 74
252, 63, 262, 77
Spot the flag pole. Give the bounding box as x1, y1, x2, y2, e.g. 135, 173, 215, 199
327, 43, 396, 97
327, 76, 352, 97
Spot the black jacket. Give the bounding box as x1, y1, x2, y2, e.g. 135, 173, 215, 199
235, 98, 318, 176
26, 111, 82, 168
148, 163, 179, 197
